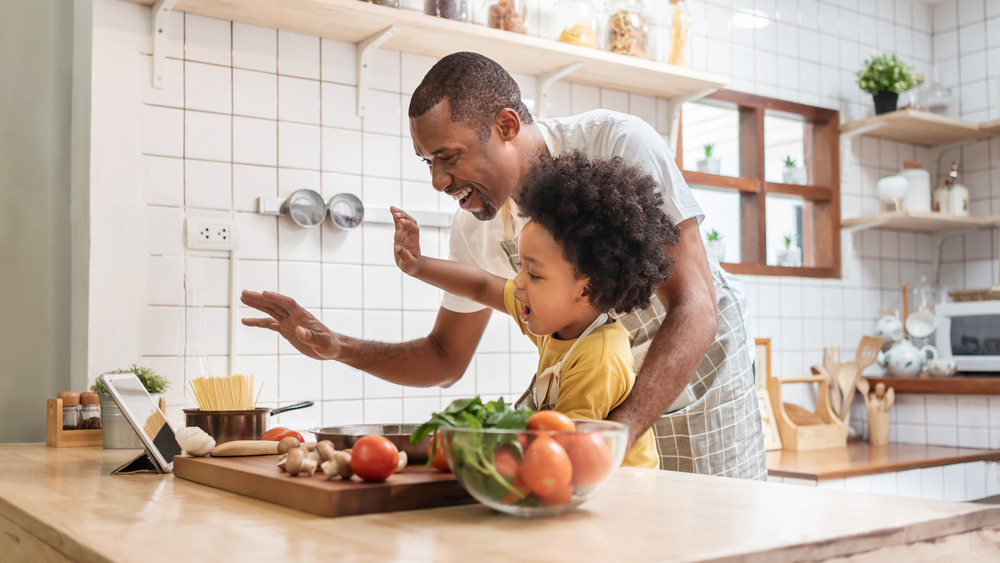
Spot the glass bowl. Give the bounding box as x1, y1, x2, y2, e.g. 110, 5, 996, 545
438, 419, 628, 518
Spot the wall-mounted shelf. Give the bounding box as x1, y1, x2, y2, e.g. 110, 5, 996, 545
841, 211, 998, 235
126, 0, 726, 135
840, 109, 985, 148
864, 376, 1000, 395
980, 119, 1000, 137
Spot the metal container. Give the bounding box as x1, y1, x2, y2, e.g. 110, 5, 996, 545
183, 401, 313, 444
99, 393, 144, 449
314, 424, 430, 464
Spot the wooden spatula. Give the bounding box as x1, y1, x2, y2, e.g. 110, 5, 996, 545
855, 336, 882, 374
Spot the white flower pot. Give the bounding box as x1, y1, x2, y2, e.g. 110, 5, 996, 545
696, 157, 720, 175
706, 239, 726, 261
782, 166, 805, 185
777, 246, 801, 267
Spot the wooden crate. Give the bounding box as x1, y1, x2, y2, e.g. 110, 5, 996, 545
768, 373, 846, 451
46, 398, 103, 448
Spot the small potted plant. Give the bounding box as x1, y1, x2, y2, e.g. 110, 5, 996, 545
696, 143, 720, 174
777, 233, 801, 267
91, 364, 171, 449
782, 156, 805, 185
856, 53, 916, 115
705, 228, 725, 261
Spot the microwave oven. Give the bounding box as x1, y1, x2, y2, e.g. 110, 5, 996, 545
935, 301, 1000, 372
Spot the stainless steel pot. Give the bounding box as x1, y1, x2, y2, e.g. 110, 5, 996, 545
183, 401, 313, 444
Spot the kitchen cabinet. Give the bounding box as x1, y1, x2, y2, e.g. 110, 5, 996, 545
124, 0, 726, 146
4, 444, 1000, 561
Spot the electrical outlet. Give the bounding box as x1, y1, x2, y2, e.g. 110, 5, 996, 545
186, 217, 238, 250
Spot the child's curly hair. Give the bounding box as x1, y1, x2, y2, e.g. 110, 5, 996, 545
517, 151, 680, 314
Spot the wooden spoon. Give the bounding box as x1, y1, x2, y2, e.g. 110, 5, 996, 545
837, 362, 860, 421
856, 377, 871, 410
783, 403, 825, 426
813, 365, 841, 414
884, 387, 895, 413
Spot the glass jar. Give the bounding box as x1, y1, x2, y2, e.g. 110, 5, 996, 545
359, 0, 400, 6
425, 0, 469, 21
80, 391, 102, 430
542, 0, 598, 49
484, 0, 528, 34
666, 0, 690, 66
606, 0, 649, 59
58, 391, 81, 430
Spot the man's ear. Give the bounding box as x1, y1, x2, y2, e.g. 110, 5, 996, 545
495, 108, 521, 141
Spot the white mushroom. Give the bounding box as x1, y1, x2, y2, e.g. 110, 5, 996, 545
175, 426, 216, 457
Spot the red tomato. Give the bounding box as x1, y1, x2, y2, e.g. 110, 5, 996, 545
429, 431, 451, 473
351, 435, 400, 482
537, 483, 573, 506
493, 446, 520, 479
568, 432, 614, 489
261, 426, 289, 441
516, 432, 530, 451
527, 411, 576, 433
272, 429, 304, 443
520, 435, 572, 497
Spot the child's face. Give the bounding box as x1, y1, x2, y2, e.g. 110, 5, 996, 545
512, 222, 597, 340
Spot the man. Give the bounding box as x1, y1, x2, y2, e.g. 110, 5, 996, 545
242, 52, 766, 479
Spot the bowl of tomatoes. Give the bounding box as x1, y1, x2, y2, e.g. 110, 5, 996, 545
437, 412, 628, 518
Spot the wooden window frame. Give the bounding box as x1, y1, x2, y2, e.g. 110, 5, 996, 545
677, 90, 841, 278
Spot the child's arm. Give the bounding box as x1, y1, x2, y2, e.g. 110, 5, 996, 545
391, 206, 508, 313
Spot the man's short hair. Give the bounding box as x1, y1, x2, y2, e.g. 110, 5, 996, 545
408, 52, 533, 142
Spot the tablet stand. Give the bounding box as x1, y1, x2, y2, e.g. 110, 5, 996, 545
112, 450, 165, 475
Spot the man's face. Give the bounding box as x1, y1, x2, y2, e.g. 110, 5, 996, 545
409, 100, 519, 221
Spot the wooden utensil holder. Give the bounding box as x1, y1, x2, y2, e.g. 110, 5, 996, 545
768, 372, 847, 451
46, 398, 103, 448
867, 410, 890, 446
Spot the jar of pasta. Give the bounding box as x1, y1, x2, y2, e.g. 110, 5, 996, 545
542, 0, 598, 49
482, 0, 528, 34
359, 0, 400, 6
425, 0, 469, 21
606, 0, 649, 59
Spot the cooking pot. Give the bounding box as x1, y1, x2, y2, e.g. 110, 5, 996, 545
183, 401, 313, 444
314, 424, 430, 464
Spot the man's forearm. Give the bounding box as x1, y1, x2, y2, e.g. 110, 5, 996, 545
608, 298, 718, 448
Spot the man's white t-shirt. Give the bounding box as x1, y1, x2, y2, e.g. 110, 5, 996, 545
441, 109, 751, 354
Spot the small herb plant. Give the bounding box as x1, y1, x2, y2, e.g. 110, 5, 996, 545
783, 156, 797, 168
411, 397, 533, 501
856, 53, 915, 94
783, 233, 797, 249
91, 364, 171, 395
706, 228, 722, 242
703, 143, 715, 158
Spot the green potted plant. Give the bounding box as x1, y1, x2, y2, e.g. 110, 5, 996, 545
696, 143, 720, 174
777, 233, 801, 267
91, 364, 171, 449
704, 228, 725, 261
856, 53, 916, 115
782, 156, 805, 185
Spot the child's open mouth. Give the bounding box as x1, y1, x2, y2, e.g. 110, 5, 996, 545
520, 304, 531, 324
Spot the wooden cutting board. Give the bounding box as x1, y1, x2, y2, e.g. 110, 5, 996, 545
173, 455, 473, 517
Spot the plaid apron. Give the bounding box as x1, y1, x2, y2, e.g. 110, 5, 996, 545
618, 271, 768, 480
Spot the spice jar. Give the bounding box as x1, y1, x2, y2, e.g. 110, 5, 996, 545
666, 0, 690, 66
606, 0, 649, 59
542, 0, 598, 49
425, 0, 469, 21
485, 0, 528, 34
58, 391, 81, 430
80, 391, 102, 430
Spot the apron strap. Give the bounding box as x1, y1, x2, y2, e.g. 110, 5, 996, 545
500, 201, 521, 274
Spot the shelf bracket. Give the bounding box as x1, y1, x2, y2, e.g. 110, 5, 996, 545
150, 0, 178, 89
535, 63, 582, 120
925, 139, 977, 187
356, 26, 399, 118
665, 88, 717, 156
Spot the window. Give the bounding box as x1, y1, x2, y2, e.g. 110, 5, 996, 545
678, 91, 840, 278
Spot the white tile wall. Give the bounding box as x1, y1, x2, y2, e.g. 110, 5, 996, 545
90, 0, 1000, 447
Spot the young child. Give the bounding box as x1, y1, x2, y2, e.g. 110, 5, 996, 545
391, 151, 679, 468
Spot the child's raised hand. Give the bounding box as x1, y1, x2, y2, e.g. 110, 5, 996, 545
391, 206, 423, 275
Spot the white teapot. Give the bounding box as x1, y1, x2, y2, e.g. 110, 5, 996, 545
878, 339, 938, 377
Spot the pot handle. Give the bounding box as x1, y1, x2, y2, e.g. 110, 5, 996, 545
270, 400, 314, 416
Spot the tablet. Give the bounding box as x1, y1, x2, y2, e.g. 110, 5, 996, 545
99, 372, 182, 472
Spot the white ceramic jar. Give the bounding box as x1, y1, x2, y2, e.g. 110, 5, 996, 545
899, 161, 931, 212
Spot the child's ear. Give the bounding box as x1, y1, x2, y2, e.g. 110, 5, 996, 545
576, 281, 593, 306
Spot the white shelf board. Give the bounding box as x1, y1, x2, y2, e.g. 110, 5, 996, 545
841, 211, 996, 234
840, 109, 984, 148
125, 0, 727, 100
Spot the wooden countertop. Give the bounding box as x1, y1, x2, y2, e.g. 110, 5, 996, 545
768, 443, 1000, 481
3, 444, 1000, 562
